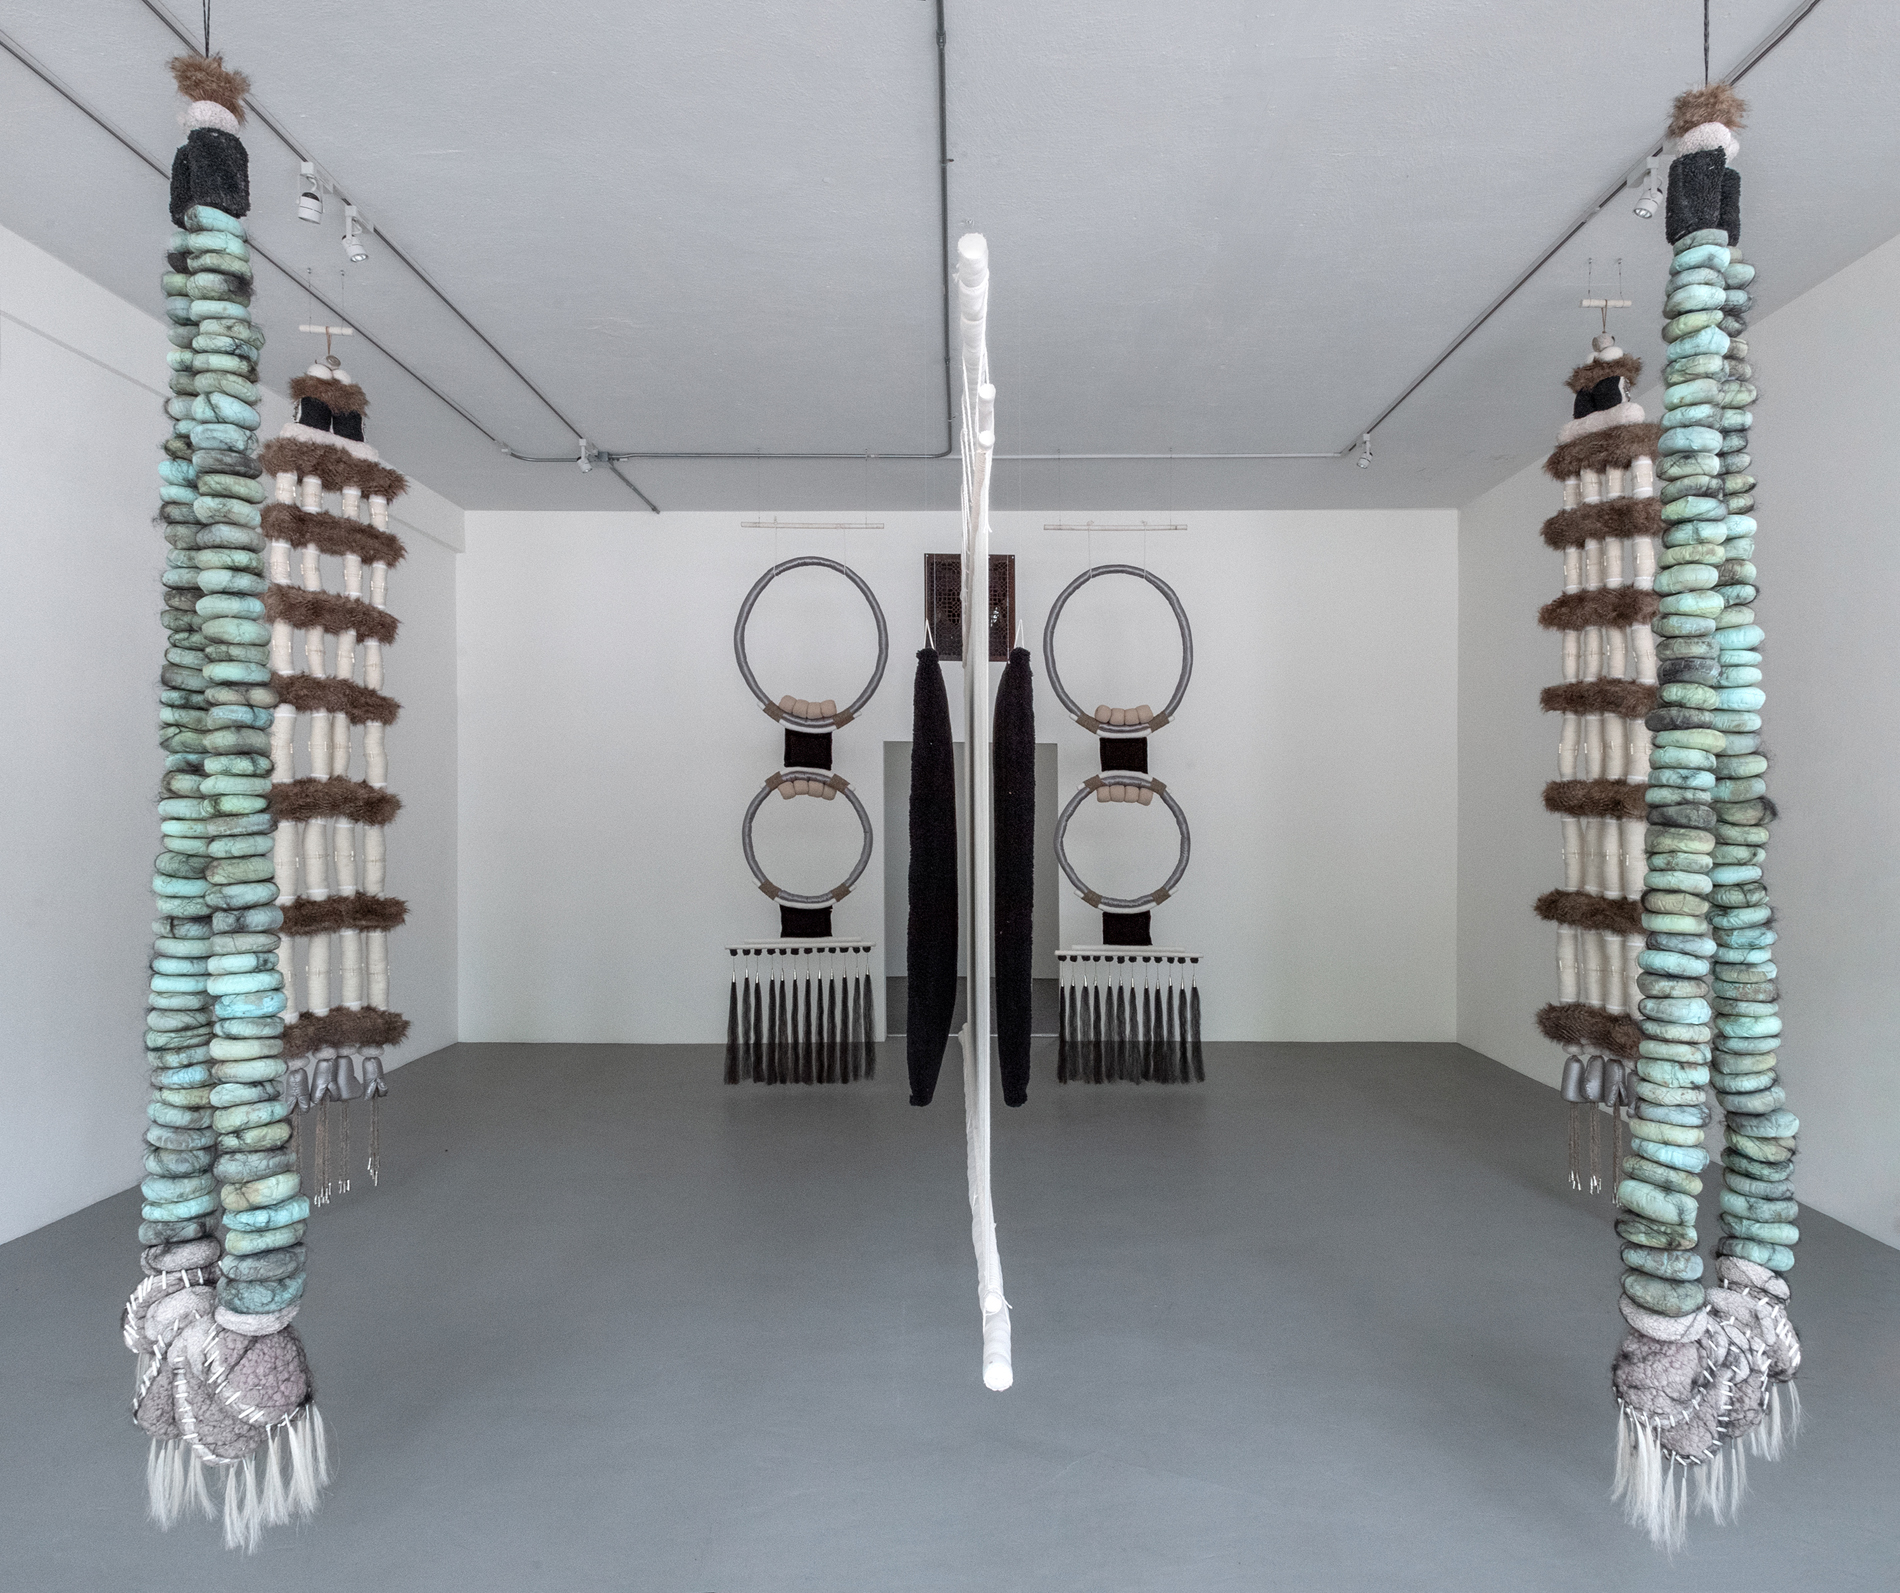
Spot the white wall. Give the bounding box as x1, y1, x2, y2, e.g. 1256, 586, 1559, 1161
458, 509, 1459, 1043
0, 224, 461, 1244
1458, 231, 1900, 1250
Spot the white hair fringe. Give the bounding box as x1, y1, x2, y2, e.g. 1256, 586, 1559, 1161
145, 1404, 331, 1553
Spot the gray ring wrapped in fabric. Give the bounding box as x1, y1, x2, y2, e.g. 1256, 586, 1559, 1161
1052, 773, 1191, 910
741, 772, 876, 905
1040, 563, 1193, 735
733, 556, 889, 729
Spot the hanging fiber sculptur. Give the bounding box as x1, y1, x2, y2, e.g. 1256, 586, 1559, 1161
906, 641, 960, 1105
727, 558, 884, 1084
1601, 83, 1800, 1548
261, 330, 412, 1207
123, 53, 330, 1551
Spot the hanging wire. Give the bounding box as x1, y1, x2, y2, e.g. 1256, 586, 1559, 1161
1704, 0, 1712, 84
201, 0, 209, 56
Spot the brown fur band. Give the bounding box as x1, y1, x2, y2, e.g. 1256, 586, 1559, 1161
263, 585, 399, 645
1669, 84, 1747, 138
1543, 423, 1663, 482
288, 375, 369, 414
260, 503, 406, 567
170, 55, 249, 119
1567, 354, 1642, 394
260, 438, 408, 501
1534, 889, 1643, 935
1543, 779, 1647, 820
282, 1007, 410, 1059
1540, 495, 1662, 550
1537, 588, 1659, 631
271, 674, 399, 725
1538, 680, 1657, 719
280, 894, 408, 935
1537, 1002, 1642, 1060
269, 777, 403, 826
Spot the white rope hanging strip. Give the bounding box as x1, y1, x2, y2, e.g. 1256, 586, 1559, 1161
955, 232, 1011, 1392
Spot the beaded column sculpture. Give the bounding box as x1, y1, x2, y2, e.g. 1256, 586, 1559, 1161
1535, 332, 1658, 1191
1607, 83, 1801, 1548
122, 54, 330, 1551
260, 348, 410, 1200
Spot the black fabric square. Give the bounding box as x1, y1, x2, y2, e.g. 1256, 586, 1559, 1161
1665, 148, 1725, 244
1573, 389, 1594, 420
784, 729, 832, 770
1590, 375, 1624, 412
1720, 166, 1742, 245
779, 905, 833, 938
331, 409, 365, 442
1102, 910, 1152, 947
1099, 736, 1148, 773
295, 396, 334, 432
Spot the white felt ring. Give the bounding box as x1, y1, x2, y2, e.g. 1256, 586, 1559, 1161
741, 772, 874, 906
1053, 773, 1191, 910
733, 557, 888, 731
1041, 564, 1193, 736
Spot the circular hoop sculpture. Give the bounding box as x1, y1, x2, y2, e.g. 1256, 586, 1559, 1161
1053, 773, 1191, 910
741, 771, 875, 905
1041, 563, 1193, 735
733, 556, 889, 730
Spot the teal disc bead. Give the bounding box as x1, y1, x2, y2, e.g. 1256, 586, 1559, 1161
1622, 1273, 1706, 1316
1622, 1245, 1704, 1280
188, 422, 255, 453
224, 1197, 311, 1232
222, 1223, 306, 1257
1666, 326, 1732, 360
1719, 1237, 1795, 1272
141, 1190, 219, 1222
1617, 1179, 1697, 1226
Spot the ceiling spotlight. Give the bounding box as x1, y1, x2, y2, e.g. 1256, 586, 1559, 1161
1357, 431, 1373, 469
341, 204, 368, 263
577, 438, 596, 473
297, 160, 323, 225
1633, 158, 1663, 220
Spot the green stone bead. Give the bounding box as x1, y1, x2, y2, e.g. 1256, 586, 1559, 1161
1719, 1237, 1794, 1271
1621, 1272, 1706, 1315
1622, 1155, 1701, 1195
1616, 1216, 1698, 1250
1617, 1179, 1696, 1226
222, 1223, 306, 1257
224, 1196, 311, 1232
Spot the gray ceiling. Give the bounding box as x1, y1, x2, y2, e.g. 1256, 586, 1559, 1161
2, 0, 1892, 511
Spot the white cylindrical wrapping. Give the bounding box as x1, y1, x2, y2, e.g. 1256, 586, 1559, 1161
365, 722, 387, 788
1627, 725, 1651, 783
1604, 715, 1627, 782
273, 822, 300, 901
268, 539, 292, 585
1583, 713, 1604, 780
1604, 536, 1625, 589
1558, 713, 1579, 778
367, 495, 388, 530
343, 552, 363, 600
1622, 933, 1645, 1001
1630, 625, 1658, 684
299, 542, 321, 593
1599, 823, 1622, 898
334, 628, 357, 689
331, 819, 357, 896
308, 708, 333, 780
1580, 924, 1605, 1008
1632, 535, 1657, 591
270, 620, 294, 675
301, 816, 331, 900
363, 638, 383, 692
299, 474, 322, 512
1562, 477, 1581, 510
1583, 538, 1603, 591
1603, 929, 1626, 1013
305, 931, 332, 1017
366, 929, 389, 1009
1580, 467, 1603, 504
1581, 627, 1602, 683
274, 470, 297, 506
1556, 923, 1581, 1002
1606, 465, 1627, 499
1620, 817, 1648, 899
1605, 625, 1627, 682
1561, 815, 1584, 890
362, 825, 386, 895
341, 485, 361, 521
1631, 455, 1655, 497
336, 928, 364, 1009
270, 704, 296, 780
303, 626, 327, 680
1563, 546, 1582, 595
1562, 631, 1580, 684
1579, 815, 1601, 894
330, 710, 351, 780
370, 562, 388, 609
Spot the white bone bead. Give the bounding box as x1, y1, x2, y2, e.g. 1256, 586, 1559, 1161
363, 639, 384, 691
299, 474, 323, 512
274, 471, 298, 506
366, 930, 389, 1010
301, 817, 331, 900
273, 821, 299, 901
1562, 815, 1584, 890
368, 495, 389, 531
1632, 456, 1655, 498
305, 931, 331, 1017
331, 819, 357, 895
1556, 923, 1581, 1002
307, 709, 332, 780
362, 826, 386, 895
270, 704, 296, 781
336, 928, 364, 1009
365, 722, 387, 788
1558, 714, 1579, 778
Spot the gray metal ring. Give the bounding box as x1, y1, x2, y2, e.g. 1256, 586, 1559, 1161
734, 557, 889, 730
741, 773, 875, 906
1053, 773, 1191, 911
1041, 563, 1193, 736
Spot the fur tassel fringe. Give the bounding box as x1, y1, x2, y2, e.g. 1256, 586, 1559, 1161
146, 1404, 330, 1553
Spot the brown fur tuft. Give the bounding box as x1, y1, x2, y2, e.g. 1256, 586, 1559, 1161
269, 776, 403, 826
1543, 779, 1648, 821
1538, 680, 1658, 719
1669, 84, 1747, 139
260, 503, 406, 567
283, 1006, 410, 1059
280, 894, 408, 935
288, 375, 369, 414
1533, 889, 1643, 935
271, 674, 399, 725
1566, 354, 1642, 394
1537, 1001, 1642, 1060
263, 585, 399, 645
259, 437, 408, 501
1544, 423, 1663, 482
1540, 496, 1661, 550
1537, 588, 1659, 631
169, 55, 249, 119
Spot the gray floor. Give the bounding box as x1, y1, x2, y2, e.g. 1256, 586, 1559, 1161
3, 1041, 1897, 1591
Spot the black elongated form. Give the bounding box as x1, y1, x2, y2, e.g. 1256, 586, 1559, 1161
906, 648, 959, 1104
992, 646, 1035, 1106
168, 127, 250, 226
